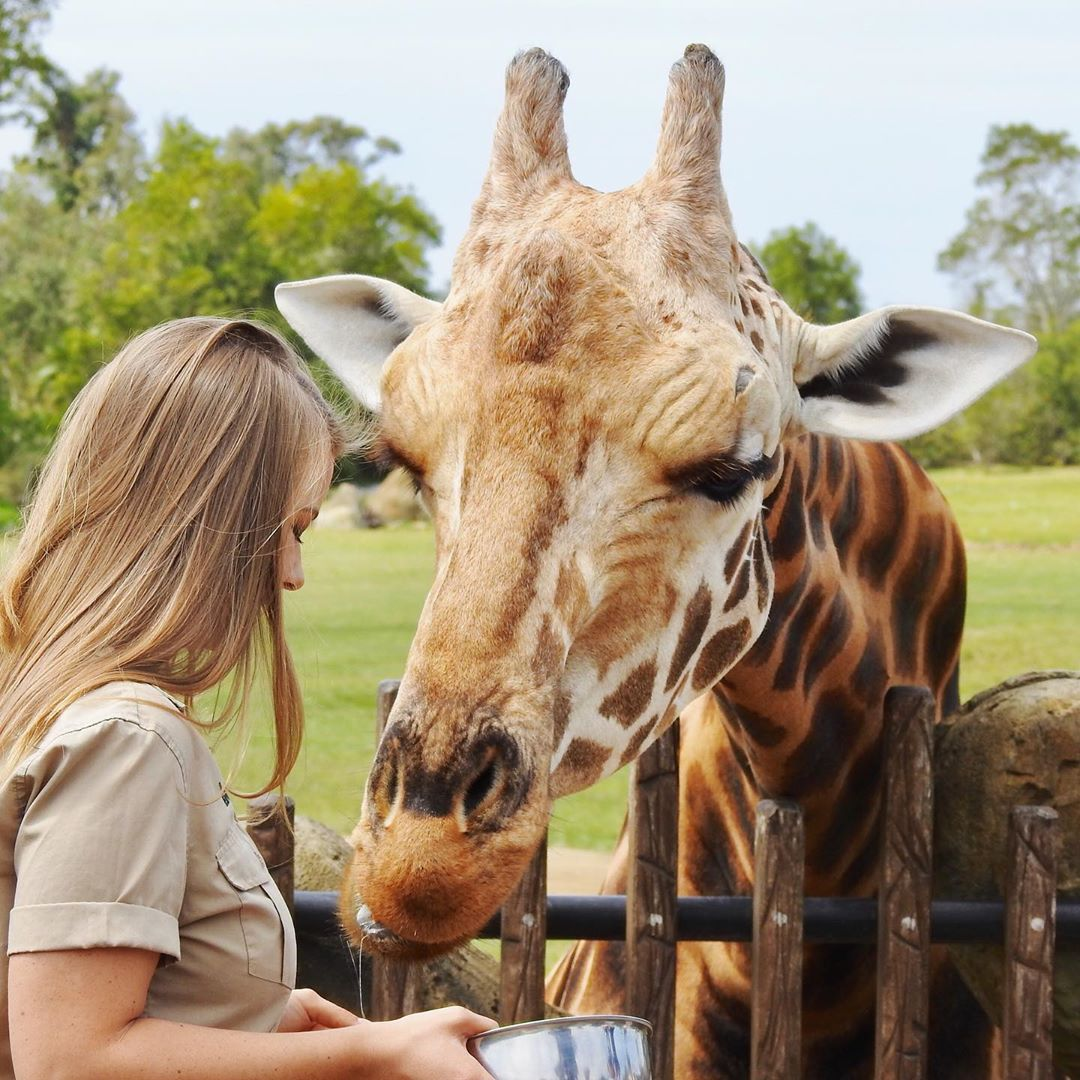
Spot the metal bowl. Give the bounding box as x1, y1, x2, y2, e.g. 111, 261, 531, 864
467, 1014, 652, 1080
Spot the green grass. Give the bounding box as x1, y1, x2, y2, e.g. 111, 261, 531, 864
931, 466, 1080, 547
2, 468, 1078, 855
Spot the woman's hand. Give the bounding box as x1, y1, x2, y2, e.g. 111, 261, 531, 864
275, 988, 361, 1032
373, 1006, 498, 1080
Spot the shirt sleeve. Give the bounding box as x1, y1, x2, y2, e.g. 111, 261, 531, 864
8, 716, 190, 962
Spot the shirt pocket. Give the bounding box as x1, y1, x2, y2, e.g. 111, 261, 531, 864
215, 825, 297, 987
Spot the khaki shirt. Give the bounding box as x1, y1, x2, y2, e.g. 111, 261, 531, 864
0, 682, 296, 1074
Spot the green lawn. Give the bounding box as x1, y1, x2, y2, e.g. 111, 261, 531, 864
218, 466, 1079, 851
2, 469, 1078, 853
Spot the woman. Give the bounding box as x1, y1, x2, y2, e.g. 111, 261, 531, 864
0, 318, 495, 1078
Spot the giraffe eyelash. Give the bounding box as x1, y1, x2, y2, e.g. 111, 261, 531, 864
674, 454, 773, 508
368, 434, 424, 490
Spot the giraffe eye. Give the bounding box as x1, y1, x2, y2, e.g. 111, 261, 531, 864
692, 473, 751, 506
676, 453, 773, 508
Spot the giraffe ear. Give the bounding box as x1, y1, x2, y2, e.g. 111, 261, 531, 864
275, 274, 442, 413
793, 306, 1037, 441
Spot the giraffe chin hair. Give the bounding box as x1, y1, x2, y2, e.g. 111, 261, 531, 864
343, 899, 471, 961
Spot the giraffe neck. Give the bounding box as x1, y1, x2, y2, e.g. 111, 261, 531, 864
705, 434, 964, 892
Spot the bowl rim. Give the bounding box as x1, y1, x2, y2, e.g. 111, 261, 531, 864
467, 1013, 653, 1046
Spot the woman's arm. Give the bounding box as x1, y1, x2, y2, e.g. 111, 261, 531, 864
9, 948, 495, 1080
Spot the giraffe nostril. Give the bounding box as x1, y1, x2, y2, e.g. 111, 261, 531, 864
463, 760, 500, 817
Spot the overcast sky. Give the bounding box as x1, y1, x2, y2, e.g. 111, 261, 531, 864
3, 0, 1078, 310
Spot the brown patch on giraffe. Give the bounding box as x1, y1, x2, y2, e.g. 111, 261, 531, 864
750, 330, 764, 354
495, 486, 569, 644
554, 560, 590, 627
734, 317, 745, 335
664, 583, 712, 692
619, 717, 656, 767
662, 246, 694, 278
723, 521, 753, 581
559, 737, 611, 787
749, 297, 764, 319
739, 294, 750, 318
468, 233, 492, 264
573, 570, 666, 682
600, 659, 658, 728
691, 617, 752, 691
495, 238, 581, 366
531, 615, 564, 681
574, 418, 600, 479
552, 687, 572, 747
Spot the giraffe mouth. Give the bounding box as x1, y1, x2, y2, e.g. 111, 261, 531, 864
350, 901, 470, 960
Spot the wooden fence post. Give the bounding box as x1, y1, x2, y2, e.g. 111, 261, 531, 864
499, 840, 548, 1025
1002, 805, 1058, 1080
626, 720, 680, 1080
751, 798, 804, 1080
246, 792, 295, 913
875, 686, 935, 1079
369, 679, 426, 1021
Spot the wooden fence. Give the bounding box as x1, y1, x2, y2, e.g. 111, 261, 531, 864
252, 682, 1066, 1080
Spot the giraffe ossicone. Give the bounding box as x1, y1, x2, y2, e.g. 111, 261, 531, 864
277, 44, 1034, 1062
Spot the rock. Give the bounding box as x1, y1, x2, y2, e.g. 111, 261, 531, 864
934, 670, 1080, 1076
312, 483, 369, 530
294, 814, 353, 892
363, 468, 426, 526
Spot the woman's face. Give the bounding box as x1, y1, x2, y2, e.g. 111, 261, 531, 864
279, 453, 335, 592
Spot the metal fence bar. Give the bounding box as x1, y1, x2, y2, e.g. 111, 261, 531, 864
294, 890, 1080, 946
751, 799, 804, 1080
875, 686, 934, 1079
499, 840, 548, 1024
626, 722, 680, 1080
369, 679, 426, 1021
1002, 805, 1058, 1080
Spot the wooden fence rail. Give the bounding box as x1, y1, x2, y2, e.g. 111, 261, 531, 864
249, 684, 1066, 1080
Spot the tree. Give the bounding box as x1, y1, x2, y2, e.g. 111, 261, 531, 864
0, 111, 441, 486
939, 124, 1080, 334
18, 65, 143, 211
223, 116, 399, 187
0, 0, 53, 122
753, 222, 863, 325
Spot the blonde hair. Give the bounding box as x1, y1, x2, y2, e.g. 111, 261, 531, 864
0, 317, 355, 790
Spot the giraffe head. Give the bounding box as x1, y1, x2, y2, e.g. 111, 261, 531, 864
278, 46, 1034, 955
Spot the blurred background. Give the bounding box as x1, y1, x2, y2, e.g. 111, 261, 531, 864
0, 1, 1077, 883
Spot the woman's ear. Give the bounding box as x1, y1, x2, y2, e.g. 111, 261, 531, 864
275, 275, 442, 413
792, 306, 1037, 441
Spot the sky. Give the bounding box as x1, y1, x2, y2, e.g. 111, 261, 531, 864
3, 0, 1078, 311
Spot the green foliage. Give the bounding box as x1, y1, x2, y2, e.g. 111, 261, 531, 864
938, 123, 1080, 334
18, 65, 142, 210
0, 498, 18, 532
753, 221, 863, 324
0, 71, 441, 494
0, 0, 53, 120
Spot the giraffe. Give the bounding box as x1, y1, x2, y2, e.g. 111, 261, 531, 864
276, 46, 1036, 1076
